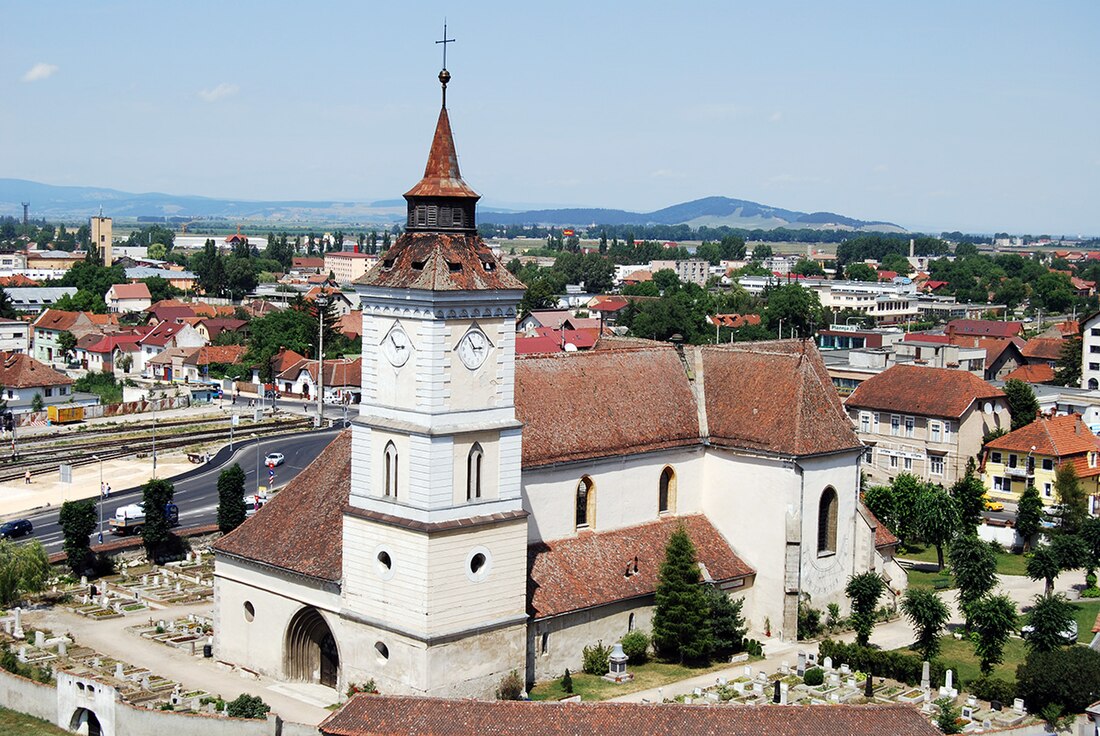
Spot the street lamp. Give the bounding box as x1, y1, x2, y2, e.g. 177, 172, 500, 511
94, 455, 104, 543
315, 294, 330, 428
151, 387, 158, 479
251, 433, 260, 495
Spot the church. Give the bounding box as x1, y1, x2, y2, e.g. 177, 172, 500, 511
211, 65, 904, 699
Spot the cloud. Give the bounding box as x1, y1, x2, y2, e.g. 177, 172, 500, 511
769, 111, 783, 123
22, 63, 58, 82
198, 83, 239, 103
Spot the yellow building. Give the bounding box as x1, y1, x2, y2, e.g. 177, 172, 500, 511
982, 413, 1100, 505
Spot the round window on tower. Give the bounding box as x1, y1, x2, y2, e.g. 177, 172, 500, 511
375, 545, 396, 581
465, 546, 493, 583
375, 641, 389, 664
243, 601, 255, 622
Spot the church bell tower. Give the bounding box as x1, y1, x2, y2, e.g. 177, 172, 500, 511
341, 57, 529, 698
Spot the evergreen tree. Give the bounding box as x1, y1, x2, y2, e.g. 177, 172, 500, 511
1003, 379, 1039, 430
217, 463, 248, 534
705, 586, 746, 657
652, 526, 711, 663
1015, 485, 1044, 552
140, 478, 176, 562
58, 499, 97, 575
845, 572, 885, 646
1052, 336, 1082, 387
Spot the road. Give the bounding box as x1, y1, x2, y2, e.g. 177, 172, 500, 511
17, 428, 340, 554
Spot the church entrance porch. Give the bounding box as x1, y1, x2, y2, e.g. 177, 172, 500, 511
285, 607, 340, 689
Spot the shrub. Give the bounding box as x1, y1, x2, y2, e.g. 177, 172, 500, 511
582, 640, 612, 675
803, 667, 824, 686
967, 675, 1015, 705
798, 603, 822, 640
561, 669, 573, 694
346, 680, 377, 697
226, 694, 270, 719
1016, 647, 1100, 715
621, 630, 650, 664
817, 639, 946, 688
496, 669, 524, 700
935, 697, 963, 734
826, 602, 842, 632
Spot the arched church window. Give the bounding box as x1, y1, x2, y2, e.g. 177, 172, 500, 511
818, 487, 838, 555
467, 443, 484, 501
658, 466, 677, 514
576, 476, 595, 530
1090, 378, 1099, 390
384, 441, 398, 498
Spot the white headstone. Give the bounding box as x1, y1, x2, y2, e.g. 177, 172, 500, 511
115, 663, 124, 679
823, 656, 833, 671
34, 630, 44, 647
839, 663, 851, 675
945, 669, 953, 690
920, 660, 930, 690
797, 651, 807, 676
80, 576, 87, 586
779, 682, 789, 705
58, 641, 66, 656
1013, 698, 1026, 714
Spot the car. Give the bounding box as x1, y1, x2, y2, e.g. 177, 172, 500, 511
0, 519, 33, 539
983, 496, 1004, 512
1021, 619, 1078, 646
264, 452, 285, 467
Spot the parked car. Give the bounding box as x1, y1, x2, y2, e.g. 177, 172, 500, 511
1021, 619, 1078, 645
0, 519, 33, 539
983, 495, 1005, 512
264, 452, 285, 467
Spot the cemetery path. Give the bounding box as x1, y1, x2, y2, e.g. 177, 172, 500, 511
23, 603, 334, 726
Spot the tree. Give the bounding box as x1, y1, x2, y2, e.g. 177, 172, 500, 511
53, 290, 108, 314
1024, 593, 1077, 654
30, 393, 43, 412
140, 478, 176, 561
142, 276, 182, 303
246, 308, 317, 381
752, 244, 773, 260
0, 540, 50, 606
1003, 379, 1039, 430
901, 587, 950, 661
57, 330, 77, 359
791, 258, 824, 277
1027, 545, 1063, 597
58, 499, 97, 575
226, 694, 270, 719
1052, 336, 1082, 387
934, 697, 964, 735
764, 284, 825, 338
1081, 517, 1100, 582
862, 484, 897, 536
970, 594, 1017, 674
217, 463, 247, 534
916, 486, 959, 570
652, 526, 712, 662
695, 241, 720, 266
1016, 647, 1100, 715
705, 586, 746, 658
0, 288, 17, 320
948, 535, 997, 624
1054, 462, 1088, 535
844, 263, 878, 282
845, 572, 885, 646
58, 261, 127, 296
1015, 485, 1044, 552
951, 461, 986, 535
890, 473, 932, 547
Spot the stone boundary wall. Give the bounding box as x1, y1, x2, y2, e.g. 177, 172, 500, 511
0, 666, 318, 736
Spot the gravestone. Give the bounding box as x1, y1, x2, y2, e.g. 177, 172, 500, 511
115, 663, 124, 679
34, 630, 44, 647
920, 660, 930, 691
772, 680, 781, 704
779, 682, 789, 705
1013, 698, 1026, 714
797, 651, 807, 676
864, 673, 873, 698
823, 656, 833, 671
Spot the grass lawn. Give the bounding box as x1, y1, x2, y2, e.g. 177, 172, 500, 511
0, 708, 70, 736
907, 568, 954, 591
1071, 600, 1100, 643
892, 635, 1029, 687
900, 544, 1029, 577
529, 659, 738, 701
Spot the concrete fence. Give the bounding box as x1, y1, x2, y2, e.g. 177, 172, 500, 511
15, 396, 190, 429
0, 667, 318, 736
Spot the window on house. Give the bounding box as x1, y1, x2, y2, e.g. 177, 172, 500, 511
1008, 454, 1018, 468
904, 416, 915, 437
383, 441, 398, 497
930, 422, 942, 442
930, 455, 944, 476
467, 443, 483, 501
1091, 346, 1100, 354
576, 476, 595, 530
864, 447, 873, 464
991, 452, 1002, 464
903, 456, 913, 470
1093, 329, 1100, 337
889, 455, 898, 469
1091, 453, 1098, 469
872, 413, 880, 433
44, 388, 52, 397
1042, 458, 1054, 471
859, 412, 870, 433
817, 488, 838, 555
993, 476, 1003, 491
1091, 363, 1100, 371
658, 466, 676, 514
1044, 482, 1053, 498
891, 415, 901, 436
540, 632, 549, 655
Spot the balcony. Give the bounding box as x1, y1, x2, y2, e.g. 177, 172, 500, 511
1005, 466, 1033, 479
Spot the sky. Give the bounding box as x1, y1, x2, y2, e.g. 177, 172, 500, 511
2, 1, 1098, 234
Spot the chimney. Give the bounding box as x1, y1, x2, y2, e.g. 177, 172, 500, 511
909, 238, 915, 258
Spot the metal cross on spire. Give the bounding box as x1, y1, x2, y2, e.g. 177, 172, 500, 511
435, 21, 456, 107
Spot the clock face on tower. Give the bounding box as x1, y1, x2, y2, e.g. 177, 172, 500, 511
456, 328, 490, 370
381, 326, 411, 367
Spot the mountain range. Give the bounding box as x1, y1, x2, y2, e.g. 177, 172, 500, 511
0, 179, 905, 233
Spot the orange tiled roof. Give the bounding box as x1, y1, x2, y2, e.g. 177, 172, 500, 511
1021, 337, 1064, 362
1003, 364, 1055, 383
846, 364, 1004, 419
985, 413, 1100, 461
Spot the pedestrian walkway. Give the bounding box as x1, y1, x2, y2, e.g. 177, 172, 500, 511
611, 571, 1064, 704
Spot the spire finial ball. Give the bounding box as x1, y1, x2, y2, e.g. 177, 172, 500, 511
439, 69, 451, 87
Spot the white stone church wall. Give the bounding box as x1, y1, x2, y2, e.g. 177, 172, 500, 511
520, 446, 706, 544
797, 450, 863, 616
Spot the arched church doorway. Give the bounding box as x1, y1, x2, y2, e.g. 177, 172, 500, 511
285, 607, 340, 688
68, 707, 102, 736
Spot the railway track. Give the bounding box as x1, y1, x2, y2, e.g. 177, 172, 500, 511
0, 416, 314, 482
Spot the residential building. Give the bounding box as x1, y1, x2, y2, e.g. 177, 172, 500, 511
74, 332, 144, 374
325, 251, 377, 284
1021, 337, 1065, 369
275, 357, 362, 401
946, 319, 1024, 340
0, 318, 29, 354
31, 309, 118, 366
105, 282, 152, 313
180, 345, 248, 384
892, 338, 986, 375
25, 250, 85, 270
194, 318, 247, 343
738, 275, 919, 323
982, 413, 1100, 505
0, 352, 76, 413
137, 320, 205, 376
817, 325, 905, 351
124, 266, 198, 292
1082, 310, 1100, 391
91, 215, 113, 266
0, 252, 26, 270
5, 287, 77, 314
845, 364, 1010, 486
649, 258, 710, 286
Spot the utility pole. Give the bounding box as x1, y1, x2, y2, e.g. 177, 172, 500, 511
316, 295, 328, 427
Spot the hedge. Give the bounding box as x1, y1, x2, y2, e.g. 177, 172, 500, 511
818, 639, 946, 688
